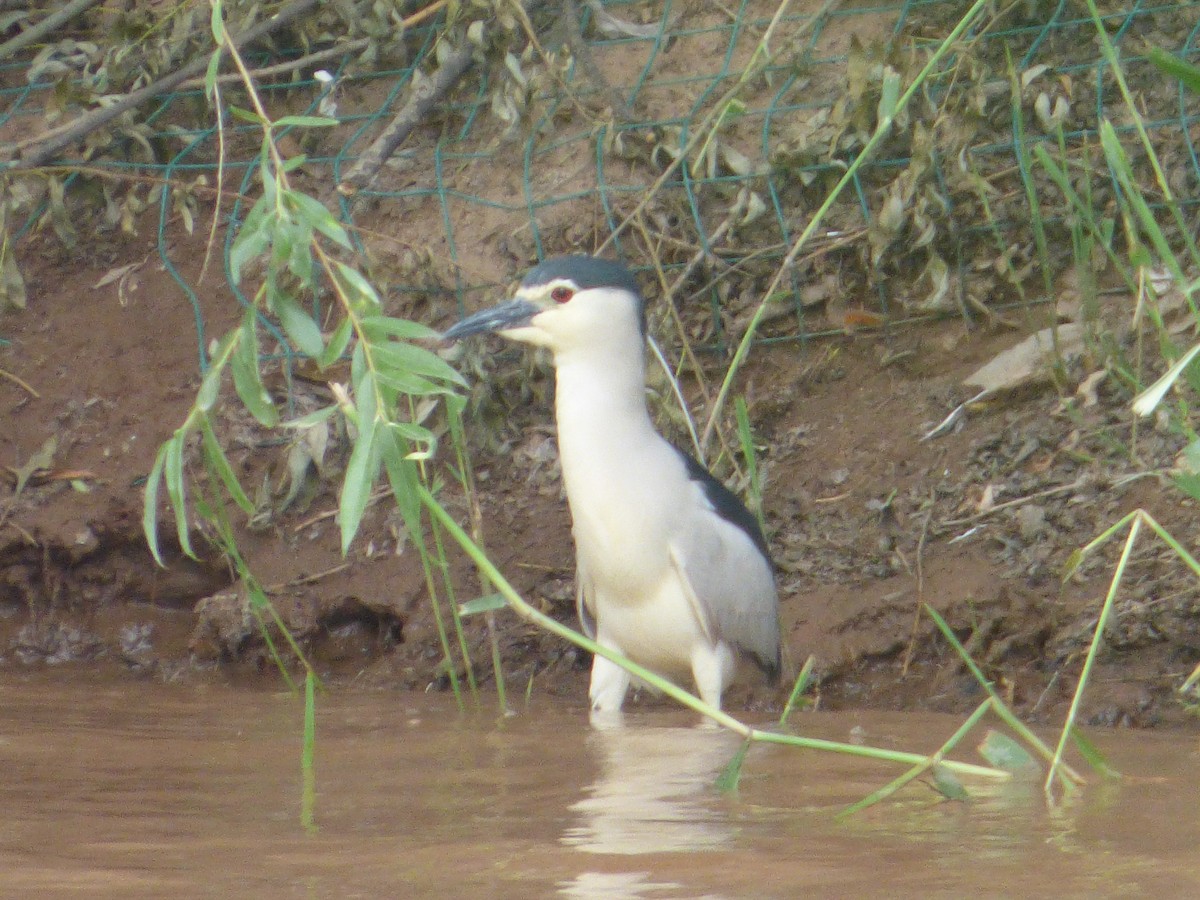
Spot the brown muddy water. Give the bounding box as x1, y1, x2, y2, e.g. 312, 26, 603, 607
1, 678, 1197, 898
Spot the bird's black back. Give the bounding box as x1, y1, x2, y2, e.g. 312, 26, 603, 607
675, 448, 771, 562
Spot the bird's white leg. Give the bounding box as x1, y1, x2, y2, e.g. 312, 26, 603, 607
690, 640, 735, 711
588, 639, 632, 713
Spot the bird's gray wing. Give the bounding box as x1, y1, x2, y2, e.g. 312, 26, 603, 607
671, 450, 781, 680
575, 559, 598, 639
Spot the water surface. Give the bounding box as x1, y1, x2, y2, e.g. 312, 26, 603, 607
1, 678, 1196, 897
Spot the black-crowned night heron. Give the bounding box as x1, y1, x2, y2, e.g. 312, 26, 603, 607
443, 255, 781, 713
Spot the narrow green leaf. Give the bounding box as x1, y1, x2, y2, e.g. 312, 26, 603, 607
246, 579, 269, 611
355, 367, 378, 435
196, 359, 224, 412
285, 190, 351, 249
1146, 46, 1200, 95
142, 442, 169, 566
374, 369, 444, 397
350, 342, 366, 394
931, 764, 969, 800
276, 115, 339, 129
274, 292, 326, 355
779, 654, 815, 727
334, 261, 382, 310
715, 739, 751, 793
228, 105, 263, 125
458, 593, 507, 616
1172, 472, 1200, 503
209, 3, 225, 42
1062, 548, 1084, 579
229, 195, 273, 284
282, 405, 339, 429
163, 433, 196, 559
268, 216, 301, 271
287, 234, 315, 288
1098, 121, 1182, 283
878, 67, 900, 124
204, 51, 222, 99
200, 417, 254, 514
231, 310, 279, 426
977, 730, 1037, 773
360, 315, 441, 342
318, 318, 353, 369
388, 420, 436, 445
373, 341, 467, 387
301, 669, 317, 832
1069, 728, 1121, 779
338, 427, 378, 554
338, 376, 380, 553
381, 432, 422, 537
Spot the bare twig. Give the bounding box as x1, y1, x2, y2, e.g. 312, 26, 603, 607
2, 519, 37, 545
292, 487, 391, 532
335, 40, 475, 194
338, 0, 550, 194
0, 367, 39, 398
901, 501, 935, 677
264, 563, 352, 591
940, 476, 1091, 528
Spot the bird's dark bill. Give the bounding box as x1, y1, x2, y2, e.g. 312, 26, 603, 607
442, 300, 540, 341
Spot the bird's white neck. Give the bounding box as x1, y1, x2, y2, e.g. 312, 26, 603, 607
552, 337, 658, 493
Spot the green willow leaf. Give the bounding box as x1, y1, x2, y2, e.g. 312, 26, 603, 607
334, 261, 381, 310
229, 196, 272, 284
231, 310, 279, 426
276, 115, 339, 129
274, 294, 324, 358
931, 765, 969, 801
195, 359, 223, 412
373, 341, 466, 387
715, 739, 750, 793
203, 51, 221, 99
388, 420, 436, 447
163, 433, 195, 559
339, 398, 380, 554
381, 431, 421, 537
228, 105, 262, 125
977, 730, 1036, 773
142, 442, 169, 566
458, 593, 507, 616
360, 315, 440, 342
318, 317, 353, 369
285, 190, 351, 249
374, 369, 443, 397
1147, 46, 1200, 95
282, 406, 338, 429
200, 417, 253, 514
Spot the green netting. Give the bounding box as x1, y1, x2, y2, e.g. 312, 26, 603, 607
5, 0, 1200, 368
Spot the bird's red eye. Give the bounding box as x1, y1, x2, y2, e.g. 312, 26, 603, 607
551, 286, 574, 303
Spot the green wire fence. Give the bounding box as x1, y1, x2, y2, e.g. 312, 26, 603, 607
4, 0, 1200, 368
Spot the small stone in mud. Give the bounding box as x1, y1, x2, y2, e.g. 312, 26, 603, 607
119, 623, 156, 672
1015, 504, 1047, 542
